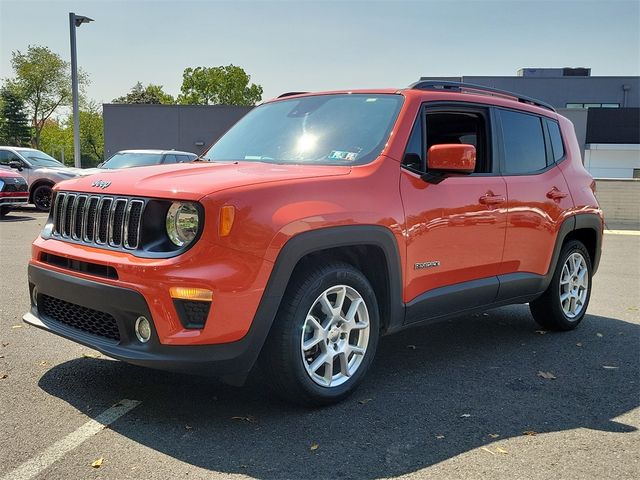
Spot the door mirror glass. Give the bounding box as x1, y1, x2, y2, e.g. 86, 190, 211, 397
426, 144, 476, 174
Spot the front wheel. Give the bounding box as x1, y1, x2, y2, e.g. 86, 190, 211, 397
261, 262, 379, 406
0, 206, 10, 217
32, 184, 53, 211
530, 240, 593, 331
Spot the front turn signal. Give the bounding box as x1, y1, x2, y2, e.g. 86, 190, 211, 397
219, 205, 235, 237
169, 287, 213, 302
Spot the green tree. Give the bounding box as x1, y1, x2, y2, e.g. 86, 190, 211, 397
10, 45, 88, 148
39, 118, 72, 165
178, 65, 263, 106
77, 103, 104, 164
0, 84, 31, 146
112, 82, 175, 104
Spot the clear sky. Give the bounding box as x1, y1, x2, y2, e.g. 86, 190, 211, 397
1, 0, 639, 105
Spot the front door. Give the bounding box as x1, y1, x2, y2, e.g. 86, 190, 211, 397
400, 105, 507, 323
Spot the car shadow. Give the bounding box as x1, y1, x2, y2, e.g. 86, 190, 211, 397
0, 213, 36, 222
38, 306, 639, 479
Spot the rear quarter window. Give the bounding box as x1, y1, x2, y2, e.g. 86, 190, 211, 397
546, 119, 565, 162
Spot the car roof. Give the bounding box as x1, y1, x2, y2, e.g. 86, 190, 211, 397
265, 87, 557, 118
115, 149, 197, 155
0, 146, 38, 151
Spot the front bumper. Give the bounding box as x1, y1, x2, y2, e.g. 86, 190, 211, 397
24, 265, 268, 376
0, 193, 28, 207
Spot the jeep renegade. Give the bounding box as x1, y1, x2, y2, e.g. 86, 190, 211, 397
24, 81, 603, 405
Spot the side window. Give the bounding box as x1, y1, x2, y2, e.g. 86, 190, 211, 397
546, 119, 565, 162
499, 110, 546, 174
0, 150, 21, 165
402, 115, 423, 172
177, 155, 194, 163
163, 154, 178, 164
425, 110, 490, 173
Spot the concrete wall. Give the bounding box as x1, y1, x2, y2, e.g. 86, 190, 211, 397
595, 179, 640, 227
584, 144, 640, 178
103, 104, 252, 159
557, 108, 588, 157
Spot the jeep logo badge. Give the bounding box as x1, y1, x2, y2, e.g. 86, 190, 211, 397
91, 180, 111, 189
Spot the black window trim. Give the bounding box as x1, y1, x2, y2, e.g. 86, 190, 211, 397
400, 101, 501, 178
543, 117, 568, 165
495, 106, 558, 177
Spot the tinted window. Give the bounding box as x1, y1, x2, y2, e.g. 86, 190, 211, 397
163, 154, 178, 164
0, 150, 23, 165
500, 110, 546, 174
425, 111, 489, 173
546, 120, 565, 162
177, 154, 195, 163
101, 153, 163, 169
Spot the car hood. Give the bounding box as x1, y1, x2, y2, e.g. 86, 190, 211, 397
54, 162, 351, 200
34, 166, 96, 177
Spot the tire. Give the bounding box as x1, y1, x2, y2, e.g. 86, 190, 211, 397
32, 184, 53, 211
0, 206, 10, 217
261, 262, 380, 406
530, 240, 592, 331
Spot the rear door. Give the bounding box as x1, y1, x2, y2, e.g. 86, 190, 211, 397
401, 104, 507, 323
496, 109, 573, 296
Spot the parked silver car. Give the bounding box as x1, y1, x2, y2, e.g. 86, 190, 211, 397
97, 149, 198, 169
0, 147, 93, 211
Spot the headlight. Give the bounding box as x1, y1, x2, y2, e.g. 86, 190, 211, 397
166, 202, 200, 247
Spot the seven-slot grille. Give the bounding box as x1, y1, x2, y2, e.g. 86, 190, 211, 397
52, 192, 144, 249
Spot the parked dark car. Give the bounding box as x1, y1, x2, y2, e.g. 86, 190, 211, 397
0, 169, 29, 217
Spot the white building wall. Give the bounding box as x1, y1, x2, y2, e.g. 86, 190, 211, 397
584, 144, 640, 179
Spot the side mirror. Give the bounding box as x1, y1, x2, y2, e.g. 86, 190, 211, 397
426, 144, 476, 174
9, 160, 23, 172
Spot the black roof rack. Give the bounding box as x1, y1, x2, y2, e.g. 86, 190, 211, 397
409, 80, 556, 112
277, 91, 309, 98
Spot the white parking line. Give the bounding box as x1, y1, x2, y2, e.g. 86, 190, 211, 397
1, 399, 141, 480
605, 230, 640, 236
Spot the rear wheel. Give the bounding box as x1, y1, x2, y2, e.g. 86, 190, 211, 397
32, 184, 53, 211
261, 262, 379, 406
530, 240, 592, 331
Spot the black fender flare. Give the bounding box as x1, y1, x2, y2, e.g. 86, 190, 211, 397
544, 213, 603, 289
243, 225, 405, 370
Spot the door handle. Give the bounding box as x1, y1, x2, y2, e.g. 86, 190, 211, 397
546, 188, 568, 201
479, 193, 506, 205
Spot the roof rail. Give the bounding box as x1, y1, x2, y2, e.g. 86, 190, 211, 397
408, 80, 556, 112
277, 91, 309, 98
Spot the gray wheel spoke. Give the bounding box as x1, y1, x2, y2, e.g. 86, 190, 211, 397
559, 252, 589, 320
301, 284, 371, 388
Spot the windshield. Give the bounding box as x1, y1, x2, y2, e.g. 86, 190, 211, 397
203, 94, 403, 165
102, 153, 164, 169
21, 151, 64, 167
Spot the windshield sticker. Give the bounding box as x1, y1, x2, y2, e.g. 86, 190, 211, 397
329, 151, 358, 161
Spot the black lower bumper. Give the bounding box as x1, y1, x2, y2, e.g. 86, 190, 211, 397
24, 265, 266, 376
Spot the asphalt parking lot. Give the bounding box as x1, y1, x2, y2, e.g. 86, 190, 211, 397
0, 208, 638, 480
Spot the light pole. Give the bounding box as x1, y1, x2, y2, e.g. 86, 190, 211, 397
69, 12, 93, 168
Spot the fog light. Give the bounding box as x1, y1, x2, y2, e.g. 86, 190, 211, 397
31, 287, 39, 308
135, 316, 152, 343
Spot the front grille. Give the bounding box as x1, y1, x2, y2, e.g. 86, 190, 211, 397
1, 180, 27, 192
40, 294, 120, 341
173, 299, 211, 329
52, 192, 144, 250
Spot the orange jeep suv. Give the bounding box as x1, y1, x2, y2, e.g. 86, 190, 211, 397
24, 81, 603, 405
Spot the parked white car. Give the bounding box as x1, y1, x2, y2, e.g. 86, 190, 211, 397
0, 147, 93, 211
